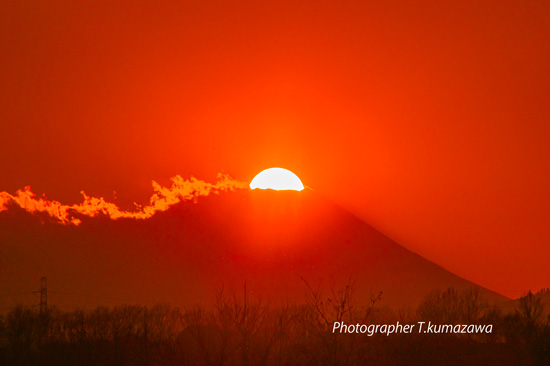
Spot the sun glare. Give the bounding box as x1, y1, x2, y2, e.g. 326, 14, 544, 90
250, 168, 305, 191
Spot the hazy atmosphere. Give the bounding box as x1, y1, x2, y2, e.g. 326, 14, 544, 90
1, 1, 550, 365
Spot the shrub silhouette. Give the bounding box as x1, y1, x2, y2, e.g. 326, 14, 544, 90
0, 286, 548, 365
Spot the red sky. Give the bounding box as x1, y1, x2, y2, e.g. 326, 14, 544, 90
1, 0, 549, 298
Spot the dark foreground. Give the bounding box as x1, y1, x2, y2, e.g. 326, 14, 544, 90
1, 287, 549, 366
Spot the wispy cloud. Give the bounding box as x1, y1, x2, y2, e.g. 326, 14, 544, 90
0, 174, 248, 225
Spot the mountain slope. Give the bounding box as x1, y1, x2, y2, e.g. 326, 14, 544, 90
0, 189, 507, 311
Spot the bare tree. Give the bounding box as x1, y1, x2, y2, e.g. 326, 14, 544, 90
517, 290, 544, 326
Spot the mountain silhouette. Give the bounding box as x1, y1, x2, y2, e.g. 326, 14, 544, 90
0, 189, 507, 311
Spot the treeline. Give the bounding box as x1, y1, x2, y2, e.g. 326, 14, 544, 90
0, 285, 548, 366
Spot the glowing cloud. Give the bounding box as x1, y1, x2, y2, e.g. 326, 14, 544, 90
0, 174, 247, 225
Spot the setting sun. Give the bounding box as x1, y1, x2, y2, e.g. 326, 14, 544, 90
250, 168, 305, 191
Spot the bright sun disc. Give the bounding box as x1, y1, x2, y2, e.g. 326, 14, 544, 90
250, 168, 305, 191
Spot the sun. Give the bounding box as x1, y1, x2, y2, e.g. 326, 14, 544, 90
250, 168, 305, 191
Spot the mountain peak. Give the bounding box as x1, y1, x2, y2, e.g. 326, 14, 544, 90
0, 189, 507, 311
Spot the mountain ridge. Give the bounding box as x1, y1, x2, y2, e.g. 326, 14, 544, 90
0, 189, 508, 311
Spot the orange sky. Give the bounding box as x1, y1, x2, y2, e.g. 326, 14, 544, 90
1, 0, 549, 298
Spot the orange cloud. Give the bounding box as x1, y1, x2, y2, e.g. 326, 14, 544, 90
0, 174, 247, 225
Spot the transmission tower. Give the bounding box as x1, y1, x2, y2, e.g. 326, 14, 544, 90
39, 276, 47, 315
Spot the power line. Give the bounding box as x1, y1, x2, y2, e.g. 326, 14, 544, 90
1, 277, 163, 313
0, 291, 36, 298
